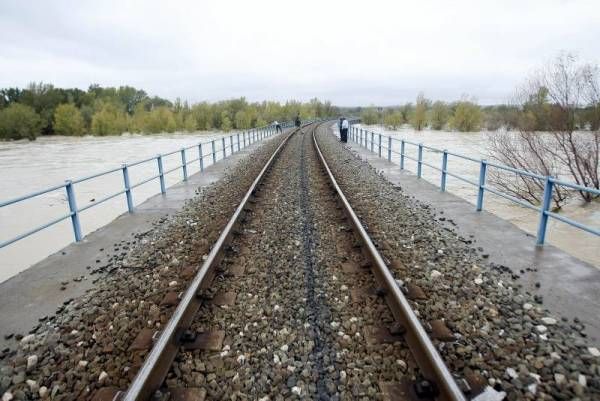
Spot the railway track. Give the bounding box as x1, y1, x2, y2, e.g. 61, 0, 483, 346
104, 122, 466, 401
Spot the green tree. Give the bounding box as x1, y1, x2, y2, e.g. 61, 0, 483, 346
429, 101, 450, 130
360, 107, 378, 125
183, 114, 197, 132
54, 103, 85, 136
0, 103, 42, 140
384, 111, 404, 129
449, 99, 482, 132
221, 112, 232, 131
91, 103, 128, 135
411, 93, 429, 130
234, 110, 252, 129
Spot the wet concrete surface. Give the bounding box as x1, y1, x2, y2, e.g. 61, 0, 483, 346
343, 134, 600, 344
0, 135, 279, 350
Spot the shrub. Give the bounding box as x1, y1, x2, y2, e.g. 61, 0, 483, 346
0, 103, 42, 140
54, 103, 85, 136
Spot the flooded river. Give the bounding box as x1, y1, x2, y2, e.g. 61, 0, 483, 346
0, 132, 234, 283
1, 127, 598, 284
357, 125, 600, 269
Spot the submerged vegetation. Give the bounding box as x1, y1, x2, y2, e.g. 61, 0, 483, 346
0, 84, 338, 140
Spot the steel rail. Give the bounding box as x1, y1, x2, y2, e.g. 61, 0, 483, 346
122, 125, 307, 401
312, 124, 467, 401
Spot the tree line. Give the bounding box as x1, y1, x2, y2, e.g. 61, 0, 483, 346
356, 90, 600, 133
0, 83, 338, 140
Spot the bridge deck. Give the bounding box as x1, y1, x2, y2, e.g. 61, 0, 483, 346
0, 135, 278, 350
344, 134, 600, 343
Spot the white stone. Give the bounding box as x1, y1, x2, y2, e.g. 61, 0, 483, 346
340, 285, 348, 291
474, 277, 483, 285
527, 383, 537, 395
523, 303, 533, 310
2, 392, 13, 401
437, 249, 444, 255
340, 370, 347, 381
291, 386, 302, 395
70, 330, 78, 335
168, 281, 178, 287
554, 373, 566, 385
99, 371, 108, 382
332, 275, 337, 281
330, 322, 340, 329
471, 386, 506, 401
258, 397, 270, 401
578, 374, 587, 387
39, 387, 49, 398
396, 359, 407, 371
20, 334, 36, 344
529, 373, 541, 383
430, 270, 442, 279
541, 317, 557, 325
505, 367, 518, 379
535, 325, 547, 333
236, 355, 246, 364
588, 347, 600, 357
26, 380, 38, 392
274, 305, 281, 312
280, 344, 288, 352
27, 354, 38, 369
550, 352, 561, 360
273, 354, 280, 364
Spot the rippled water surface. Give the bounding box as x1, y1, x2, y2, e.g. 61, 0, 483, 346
356, 125, 600, 268
0, 132, 236, 283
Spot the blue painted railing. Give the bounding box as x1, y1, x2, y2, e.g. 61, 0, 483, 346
347, 125, 600, 245
0, 122, 293, 249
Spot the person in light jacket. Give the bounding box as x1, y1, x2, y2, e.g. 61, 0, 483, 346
340, 118, 349, 143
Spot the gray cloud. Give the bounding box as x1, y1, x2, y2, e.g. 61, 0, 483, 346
1, 0, 599, 106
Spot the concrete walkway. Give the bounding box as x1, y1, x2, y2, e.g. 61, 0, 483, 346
0, 134, 279, 350
341, 132, 600, 344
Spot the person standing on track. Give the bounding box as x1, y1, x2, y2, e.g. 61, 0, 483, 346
340, 118, 349, 143
274, 120, 282, 133
295, 113, 302, 134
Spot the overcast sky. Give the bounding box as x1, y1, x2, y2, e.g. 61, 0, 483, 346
1, 0, 599, 106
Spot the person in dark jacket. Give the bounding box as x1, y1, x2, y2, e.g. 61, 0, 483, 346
295, 114, 301, 128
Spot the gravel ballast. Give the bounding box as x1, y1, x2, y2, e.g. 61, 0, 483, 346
0, 133, 290, 400
315, 124, 600, 400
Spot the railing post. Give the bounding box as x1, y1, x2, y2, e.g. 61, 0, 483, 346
243, 132, 247, 147
476, 160, 488, 211
198, 144, 204, 172
222, 137, 226, 159
378, 134, 382, 157
441, 150, 448, 191
237, 133, 240, 151
180, 148, 188, 181
157, 155, 166, 194
211, 140, 216, 164
65, 180, 82, 242
536, 177, 554, 245
370, 132, 374, 152
122, 164, 134, 212
400, 140, 405, 170
230, 135, 234, 154
417, 143, 423, 178
387, 136, 392, 161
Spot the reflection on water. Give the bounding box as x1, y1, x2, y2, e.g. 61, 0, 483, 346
0, 131, 236, 283
357, 125, 600, 268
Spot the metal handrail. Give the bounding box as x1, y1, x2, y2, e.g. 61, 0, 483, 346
0, 122, 285, 250
347, 124, 599, 246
